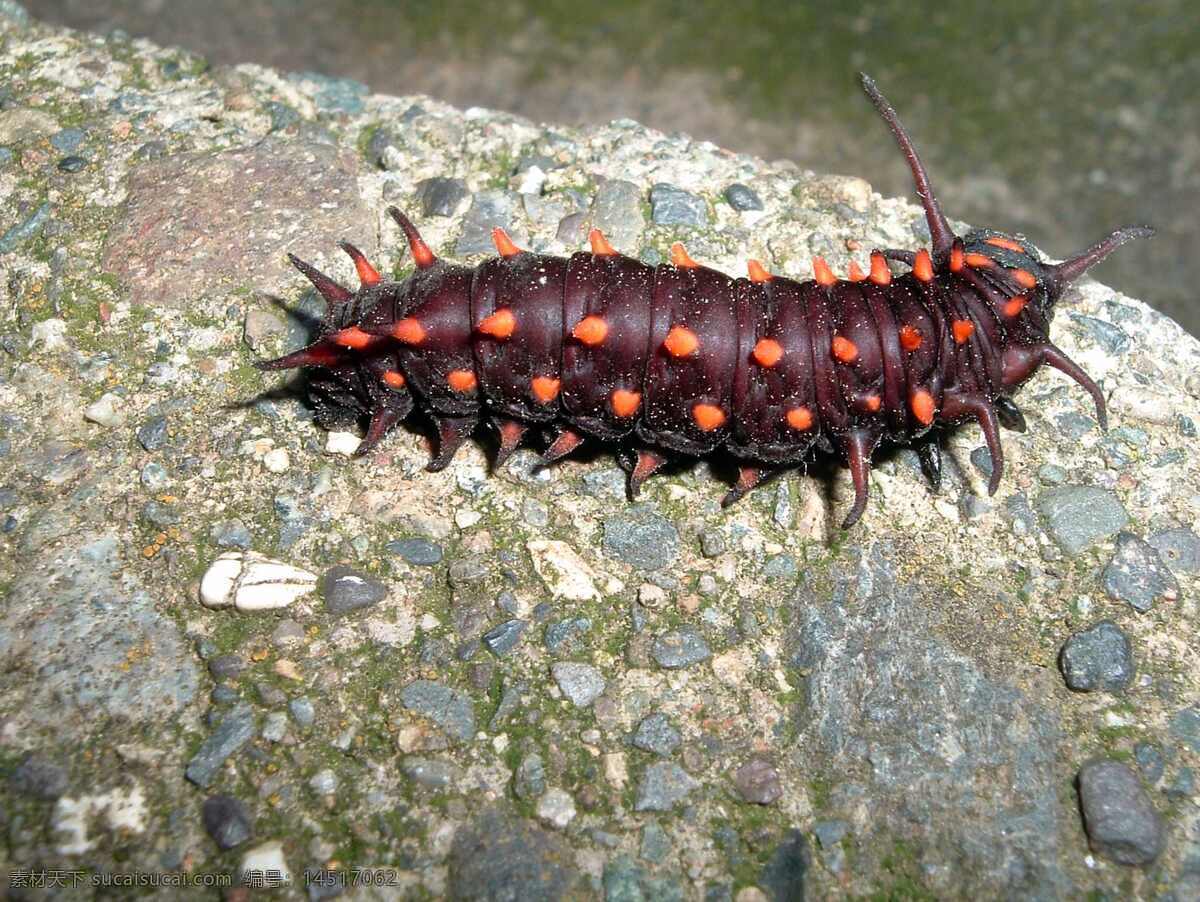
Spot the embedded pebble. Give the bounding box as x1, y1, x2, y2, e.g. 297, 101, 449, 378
185, 704, 256, 787
402, 757, 462, 790
84, 392, 125, 428
261, 712, 287, 742
202, 795, 254, 850
551, 662, 606, 707
652, 626, 711, 669
1077, 759, 1164, 866
136, 416, 168, 451
1147, 528, 1200, 574
514, 753, 547, 800
1102, 532, 1179, 612
590, 179, 645, 250
724, 183, 763, 211
325, 431, 361, 456
632, 713, 681, 757
309, 769, 338, 795
262, 448, 290, 473
545, 617, 591, 653
239, 840, 291, 886
415, 176, 469, 217
1035, 485, 1129, 555
634, 761, 699, 812
603, 508, 680, 571
1169, 707, 1200, 753
483, 619, 527, 657
288, 697, 315, 727
387, 537, 444, 566
322, 565, 388, 615
1134, 742, 1165, 784
399, 680, 476, 742
199, 552, 318, 611
10, 753, 68, 800
1060, 621, 1134, 692
528, 539, 601, 600
650, 182, 710, 227
211, 519, 251, 549
733, 757, 783, 805
536, 788, 577, 829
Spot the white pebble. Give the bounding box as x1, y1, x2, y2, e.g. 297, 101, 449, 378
455, 509, 482, 529
31, 317, 68, 351
84, 392, 125, 428
199, 551, 318, 611
536, 788, 576, 828
263, 448, 290, 473
239, 840, 291, 886
638, 583, 667, 608
325, 431, 361, 456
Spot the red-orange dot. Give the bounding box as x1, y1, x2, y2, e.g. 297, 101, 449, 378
964, 252, 994, 269
391, 318, 426, 345
670, 243, 699, 269
531, 376, 561, 404
692, 402, 726, 432
1003, 296, 1028, 317
382, 370, 406, 389
952, 319, 975, 344
477, 307, 516, 340
786, 406, 813, 431
812, 256, 836, 287
950, 244, 965, 273
752, 338, 784, 368
913, 249, 934, 282
491, 227, 521, 258
747, 259, 773, 283
985, 236, 1026, 253
663, 325, 699, 358
869, 252, 891, 286
610, 389, 642, 418
862, 394, 882, 413
332, 326, 374, 349
1013, 268, 1038, 289
589, 229, 618, 256
847, 260, 867, 282
831, 335, 859, 364
898, 325, 923, 351
447, 369, 477, 392
910, 389, 935, 426
572, 315, 609, 346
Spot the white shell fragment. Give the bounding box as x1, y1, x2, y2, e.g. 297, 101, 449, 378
200, 551, 318, 611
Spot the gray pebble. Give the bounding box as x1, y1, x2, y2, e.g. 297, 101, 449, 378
288, 696, 315, 727
603, 507, 679, 571
270, 620, 304, 647
1169, 707, 1200, 753
590, 179, 645, 251
1077, 758, 1164, 866
0, 201, 50, 252
724, 183, 763, 211
632, 713, 681, 757
309, 768, 338, 795
185, 704, 257, 788
514, 752, 546, 800
415, 176, 468, 217
1059, 620, 1134, 692
141, 500, 181, 528
256, 682, 287, 708
1037, 463, 1068, 485
551, 661, 606, 707
545, 617, 591, 653
970, 446, 994, 478
1134, 742, 1164, 784
763, 554, 798, 580
201, 795, 253, 850
1164, 767, 1194, 800
140, 462, 168, 490
1069, 313, 1130, 354
650, 182, 710, 227
399, 680, 476, 742
699, 528, 725, 558
582, 467, 627, 499
208, 654, 245, 682
1103, 532, 1179, 612
634, 761, 699, 812
56, 155, 86, 173
813, 819, 850, 849
456, 191, 523, 256
136, 416, 168, 451
640, 822, 671, 862
402, 757, 462, 790
733, 757, 783, 805
10, 752, 68, 800
210, 519, 251, 549
50, 128, 85, 153
483, 619, 527, 657
322, 565, 388, 615
652, 626, 711, 669
1035, 485, 1129, 555
448, 555, 489, 586
388, 536, 443, 566
1148, 528, 1200, 574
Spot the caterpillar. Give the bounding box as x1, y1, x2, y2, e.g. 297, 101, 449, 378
255, 74, 1152, 529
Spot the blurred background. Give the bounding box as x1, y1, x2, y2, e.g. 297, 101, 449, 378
27, 0, 1200, 335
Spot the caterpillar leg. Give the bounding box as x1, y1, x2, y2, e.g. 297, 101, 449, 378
945, 393, 1005, 495
841, 427, 882, 529
355, 407, 401, 457
491, 417, 529, 471
916, 437, 943, 493
721, 465, 775, 508
539, 428, 585, 466
621, 448, 668, 499
1041, 344, 1108, 429
427, 415, 478, 471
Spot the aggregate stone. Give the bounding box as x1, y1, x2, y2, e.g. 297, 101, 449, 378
210, 519, 251, 549
262, 711, 287, 741
447, 805, 581, 901
0, 201, 50, 252
1035, 485, 1129, 555
288, 697, 315, 727
1147, 527, 1200, 574
202, 795, 253, 850
632, 713, 681, 757
136, 415, 168, 450
415, 176, 469, 217
590, 179, 645, 251
733, 757, 783, 805
1103, 532, 1180, 611
1169, 706, 1200, 753
603, 506, 679, 571
207, 654, 246, 681
57, 155, 86, 173
724, 183, 763, 211
641, 821, 671, 862
322, 565, 388, 615
399, 680, 476, 742
536, 788, 576, 829
185, 704, 257, 788
456, 191, 524, 256
545, 617, 591, 653
651, 626, 711, 669
760, 830, 810, 902
1077, 758, 1164, 866
402, 757, 463, 790
650, 182, 710, 227
483, 619, 527, 657
1164, 767, 1195, 800
1059, 620, 1135, 692
387, 537, 443, 565
812, 819, 851, 849
309, 769, 338, 795
551, 661, 606, 707
515, 752, 547, 800
634, 761, 699, 812
10, 752, 68, 800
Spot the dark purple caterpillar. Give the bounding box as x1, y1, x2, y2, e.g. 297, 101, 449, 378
256, 75, 1152, 528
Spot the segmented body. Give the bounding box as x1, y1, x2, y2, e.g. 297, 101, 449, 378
257, 75, 1151, 528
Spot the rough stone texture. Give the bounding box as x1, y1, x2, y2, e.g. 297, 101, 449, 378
321, 564, 388, 615
0, 10, 1197, 899
1077, 759, 1165, 866
101, 138, 373, 308
1060, 620, 1135, 692
1102, 531, 1180, 612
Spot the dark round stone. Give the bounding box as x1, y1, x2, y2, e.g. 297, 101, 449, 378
57, 156, 87, 173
